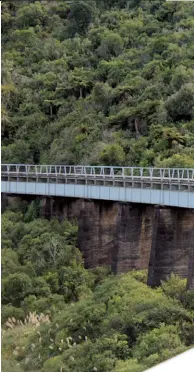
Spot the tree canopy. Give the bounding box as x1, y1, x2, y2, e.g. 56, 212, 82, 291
2, 0, 194, 166
2, 1, 194, 371
2, 203, 194, 372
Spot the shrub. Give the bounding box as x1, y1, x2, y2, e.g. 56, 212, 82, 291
2, 360, 23, 372
161, 273, 187, 301
2, 273, 33, 306
2, 306, 25, 325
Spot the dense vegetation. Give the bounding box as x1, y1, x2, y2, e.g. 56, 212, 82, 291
2, 0, 194, 167
2, 202, 194, 372
2, 1, 194, 371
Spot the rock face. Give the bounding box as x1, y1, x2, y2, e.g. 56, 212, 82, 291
2, 195, 194, 288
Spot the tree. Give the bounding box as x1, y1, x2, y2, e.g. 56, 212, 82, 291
59, 264, 92, 302
2, 0, 194, 167
2, 249, 20, 277
2, 305, 25, 324
155, 154, 194, 168
161, 273, 187, 302
68, 67, 94, 98
134, 324, 185, 368
43, 272, 59, 293
99, 143, 125, 165
1, 58, 18, 137
165, 83, 194, 122
10, 28, 38, 52
97, 0, 138, 10
113, 359, 144, 372
2, 1, 194, 369
97, 31, 124, 60
24, 199, 41, 222
92, 82, 113, 114
18, 232, 79, 274
1, 211, 26, 250
162, 127, 186, 149
1, 140, 33, 164
15, 2, 47, 28
31, 277, 51, 298
2, 273, 33, 306
67, 0, 95, 36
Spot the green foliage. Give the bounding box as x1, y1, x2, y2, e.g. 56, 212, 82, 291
31, 277, 51, 297
130, 270, 148, 284
2, 273, 33, 306
19, 272, 193, 372
43, 272, 59, 293
42, 356, 63, 372
67, 0, 96, 36
100, 143, 125, 165
2, 249, 20, 277
161, 273, 187, 302
165, 83, 194, 122
24, 199, 41, 222
2, 1, 194, 370
21, 294, 65, 315
2, 305, 25, 325
97, 30, 124, 60
15, 2, 47, 29
2, 207, 194, 372
183, 290, 194, 311
113, 359, 144, 372
2, 360, 24, 372
1, 208, 92, 316
134, 324, 185, 368
156, 154, 194, 168
1, 141, 33, 164
2, 0, 194, 167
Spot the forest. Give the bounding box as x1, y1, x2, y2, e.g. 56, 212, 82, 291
2, 201, 194, 372
2, 0, 194, 167
2, 1, 194, 371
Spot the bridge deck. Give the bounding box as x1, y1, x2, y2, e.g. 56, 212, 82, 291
1, 165, 194, 208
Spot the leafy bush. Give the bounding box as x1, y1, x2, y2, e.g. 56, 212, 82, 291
161, 273, 187, 301
2, 273, 33, 306
130, 270, 148, 284
2, 360, 24, 372
2, 305, 25, 325
134, 324, 185, 367
183, 290, 194, 311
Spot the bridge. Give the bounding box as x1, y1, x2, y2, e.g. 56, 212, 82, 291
1, 164, 194, 209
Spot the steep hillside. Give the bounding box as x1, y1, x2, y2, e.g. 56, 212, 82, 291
2, 202, 194, 372
2, 0, 194, 167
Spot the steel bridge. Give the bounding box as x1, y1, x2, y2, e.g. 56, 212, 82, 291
1, 164, 194, 209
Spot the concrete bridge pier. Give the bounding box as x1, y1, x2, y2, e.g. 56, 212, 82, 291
2, 194, 194, 289
40, 196, 194, 288
148, 208, 194, 287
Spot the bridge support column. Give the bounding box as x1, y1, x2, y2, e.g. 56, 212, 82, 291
39, 197, 155, 273
112, 204, 154, 274
148, 207, 194, 287
187, 225, 194, 290
2, 194, 194, 288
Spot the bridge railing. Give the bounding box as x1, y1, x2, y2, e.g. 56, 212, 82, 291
0, 164, 193, 179
2, 164, 194, 208
1, 164, 194, 181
